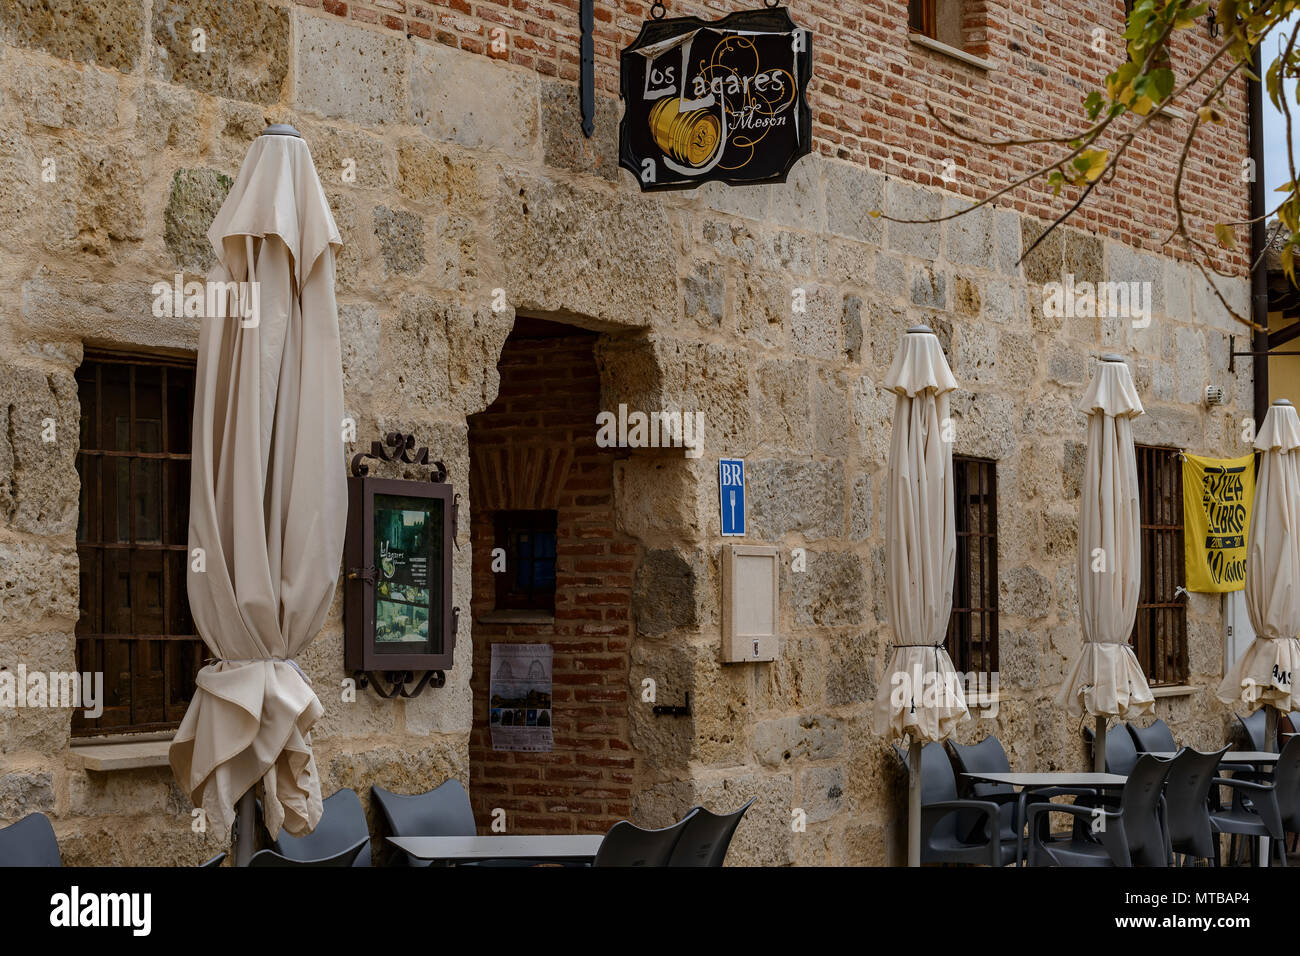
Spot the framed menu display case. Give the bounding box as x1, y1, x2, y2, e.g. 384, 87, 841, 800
344, 475, 456, 674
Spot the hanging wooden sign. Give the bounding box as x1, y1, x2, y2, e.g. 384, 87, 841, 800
618, 6, 812, 192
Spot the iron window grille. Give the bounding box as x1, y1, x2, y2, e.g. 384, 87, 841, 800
1132, 444, 1188, 686
946, 456, 999, 676
74, 352, 202, 735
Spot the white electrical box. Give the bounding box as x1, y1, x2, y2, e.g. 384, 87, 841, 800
722, 544, 780, 663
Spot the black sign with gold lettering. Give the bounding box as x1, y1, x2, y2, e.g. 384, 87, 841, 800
619, 7, 812, 192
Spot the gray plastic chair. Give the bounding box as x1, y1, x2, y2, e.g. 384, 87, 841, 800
1237, 710, 1268, 750
667, 798, 754, 867
948, 735, 1097, 866
900, 741, 1013, 866
1127, 719, 1177, 753
1165, 746, 1230, 865
1084, 722, 1140, 775
248, 838, 368, 867
272, 788, 372, 867
0, 813, 61, 867
1027, 753, 1172, 867
199, 851, 227, 868
594, 812, 697, 867
372, 781, 475, 867
1209, 733, 1300, 866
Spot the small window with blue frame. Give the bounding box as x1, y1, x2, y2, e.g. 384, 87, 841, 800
493, 510, 558, 612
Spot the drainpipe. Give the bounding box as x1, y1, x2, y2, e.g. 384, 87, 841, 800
1249, 44, 1270, 422
1247, 49, 1279, 760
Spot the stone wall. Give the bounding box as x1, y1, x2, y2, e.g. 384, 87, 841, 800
0, 1, 1256, 865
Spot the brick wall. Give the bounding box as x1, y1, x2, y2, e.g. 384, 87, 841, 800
291, 0, 1251, 275
466, 326, 638, 834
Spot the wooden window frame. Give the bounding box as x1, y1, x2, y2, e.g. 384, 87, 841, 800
493, 510, 558, 613
1132, 444, 1189, 686
74, 350, 202, 736
946, 455, 999, 676
910, 0, 938, 39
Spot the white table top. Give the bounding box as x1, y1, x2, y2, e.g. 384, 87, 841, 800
962, 771, 1128, 788
1145, 751, 1282, 764
387, 835, 604, 861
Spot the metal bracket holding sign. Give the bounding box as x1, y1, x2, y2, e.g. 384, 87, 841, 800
618, 5, 813, 191
345, 432, 458, 697
719, 458, 746, 536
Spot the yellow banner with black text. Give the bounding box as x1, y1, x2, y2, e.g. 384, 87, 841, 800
1182, 453, 1255, 592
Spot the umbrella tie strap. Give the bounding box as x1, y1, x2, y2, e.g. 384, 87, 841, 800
206, 657, 309, 684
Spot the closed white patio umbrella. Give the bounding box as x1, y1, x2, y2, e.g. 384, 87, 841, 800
1057, 355, 1153, 771
1217, 398, 1300, 749
873, 326, 968, 867
169, 125, 347, 864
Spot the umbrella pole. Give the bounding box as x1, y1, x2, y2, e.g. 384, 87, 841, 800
1266, 706, 1278, 753
233, 788, 257, 866
1094, 716, 1106, 773
908, 738, 922, 867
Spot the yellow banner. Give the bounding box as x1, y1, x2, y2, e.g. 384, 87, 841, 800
1182, 453, 1255, 592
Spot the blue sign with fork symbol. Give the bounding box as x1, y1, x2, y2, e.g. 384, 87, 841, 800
719, 458, 745, 536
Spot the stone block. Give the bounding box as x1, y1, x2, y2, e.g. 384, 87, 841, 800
789, 550, 865, 626
163, 168, 232, 273
826, 630, 877, 706
944, 197, 994, 267
797, 765, 844, 824
373, 204, 425, 275
7, 57, 120, 135
0, 770, 54, 819
768, 156, 823, 231
632, 547, 703, 638
735, 275, 789, 350
848, 472, 872, 542
790, 285, 839, 359
152, 0, 289, 103
0, 540, 78, 624
885, 179, 940, 259
842, 294, 863, 362
681, 262, 724, 328
755, 358, 811, 454
910, 264, 947, 309
493, 173, 675, 326
746, 458, 844, 540
1, 0, 145, 73
753, 714, 844, 767
823, 160, 883, 243
411, 41, 536, 156
540, 80, 617, 178
1000, 565, 1051, 619
1020, 215, 1063, 287
814, 369, 851, 458
0, 364, 79, 535
303, 123, 392, 193
296, 11, 406, 124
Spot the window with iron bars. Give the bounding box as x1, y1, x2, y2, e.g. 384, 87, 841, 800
73, 352, 203, 735
1132, 445, 1188, 685
946, 456, 999, 676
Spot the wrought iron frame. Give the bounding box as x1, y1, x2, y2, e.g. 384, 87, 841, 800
345, 433, 459, 696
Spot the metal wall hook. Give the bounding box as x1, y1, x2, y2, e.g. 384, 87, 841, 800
652, 691, 691, 717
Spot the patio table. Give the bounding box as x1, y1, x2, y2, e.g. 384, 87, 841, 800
387, 834, 604, 863
960, 772, 1126, 866
1144, 751, 1282, 765
961, 771, 1127, 788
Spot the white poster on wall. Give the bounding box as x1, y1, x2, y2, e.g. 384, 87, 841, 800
489, 643, 554, 752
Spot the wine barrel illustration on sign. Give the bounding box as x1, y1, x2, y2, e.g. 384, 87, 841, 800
619, 7, 813, 191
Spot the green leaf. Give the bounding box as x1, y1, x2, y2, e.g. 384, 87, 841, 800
1214, 223, 1238, 250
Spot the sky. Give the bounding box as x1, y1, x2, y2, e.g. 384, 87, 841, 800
1262, 13, 1299, 198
